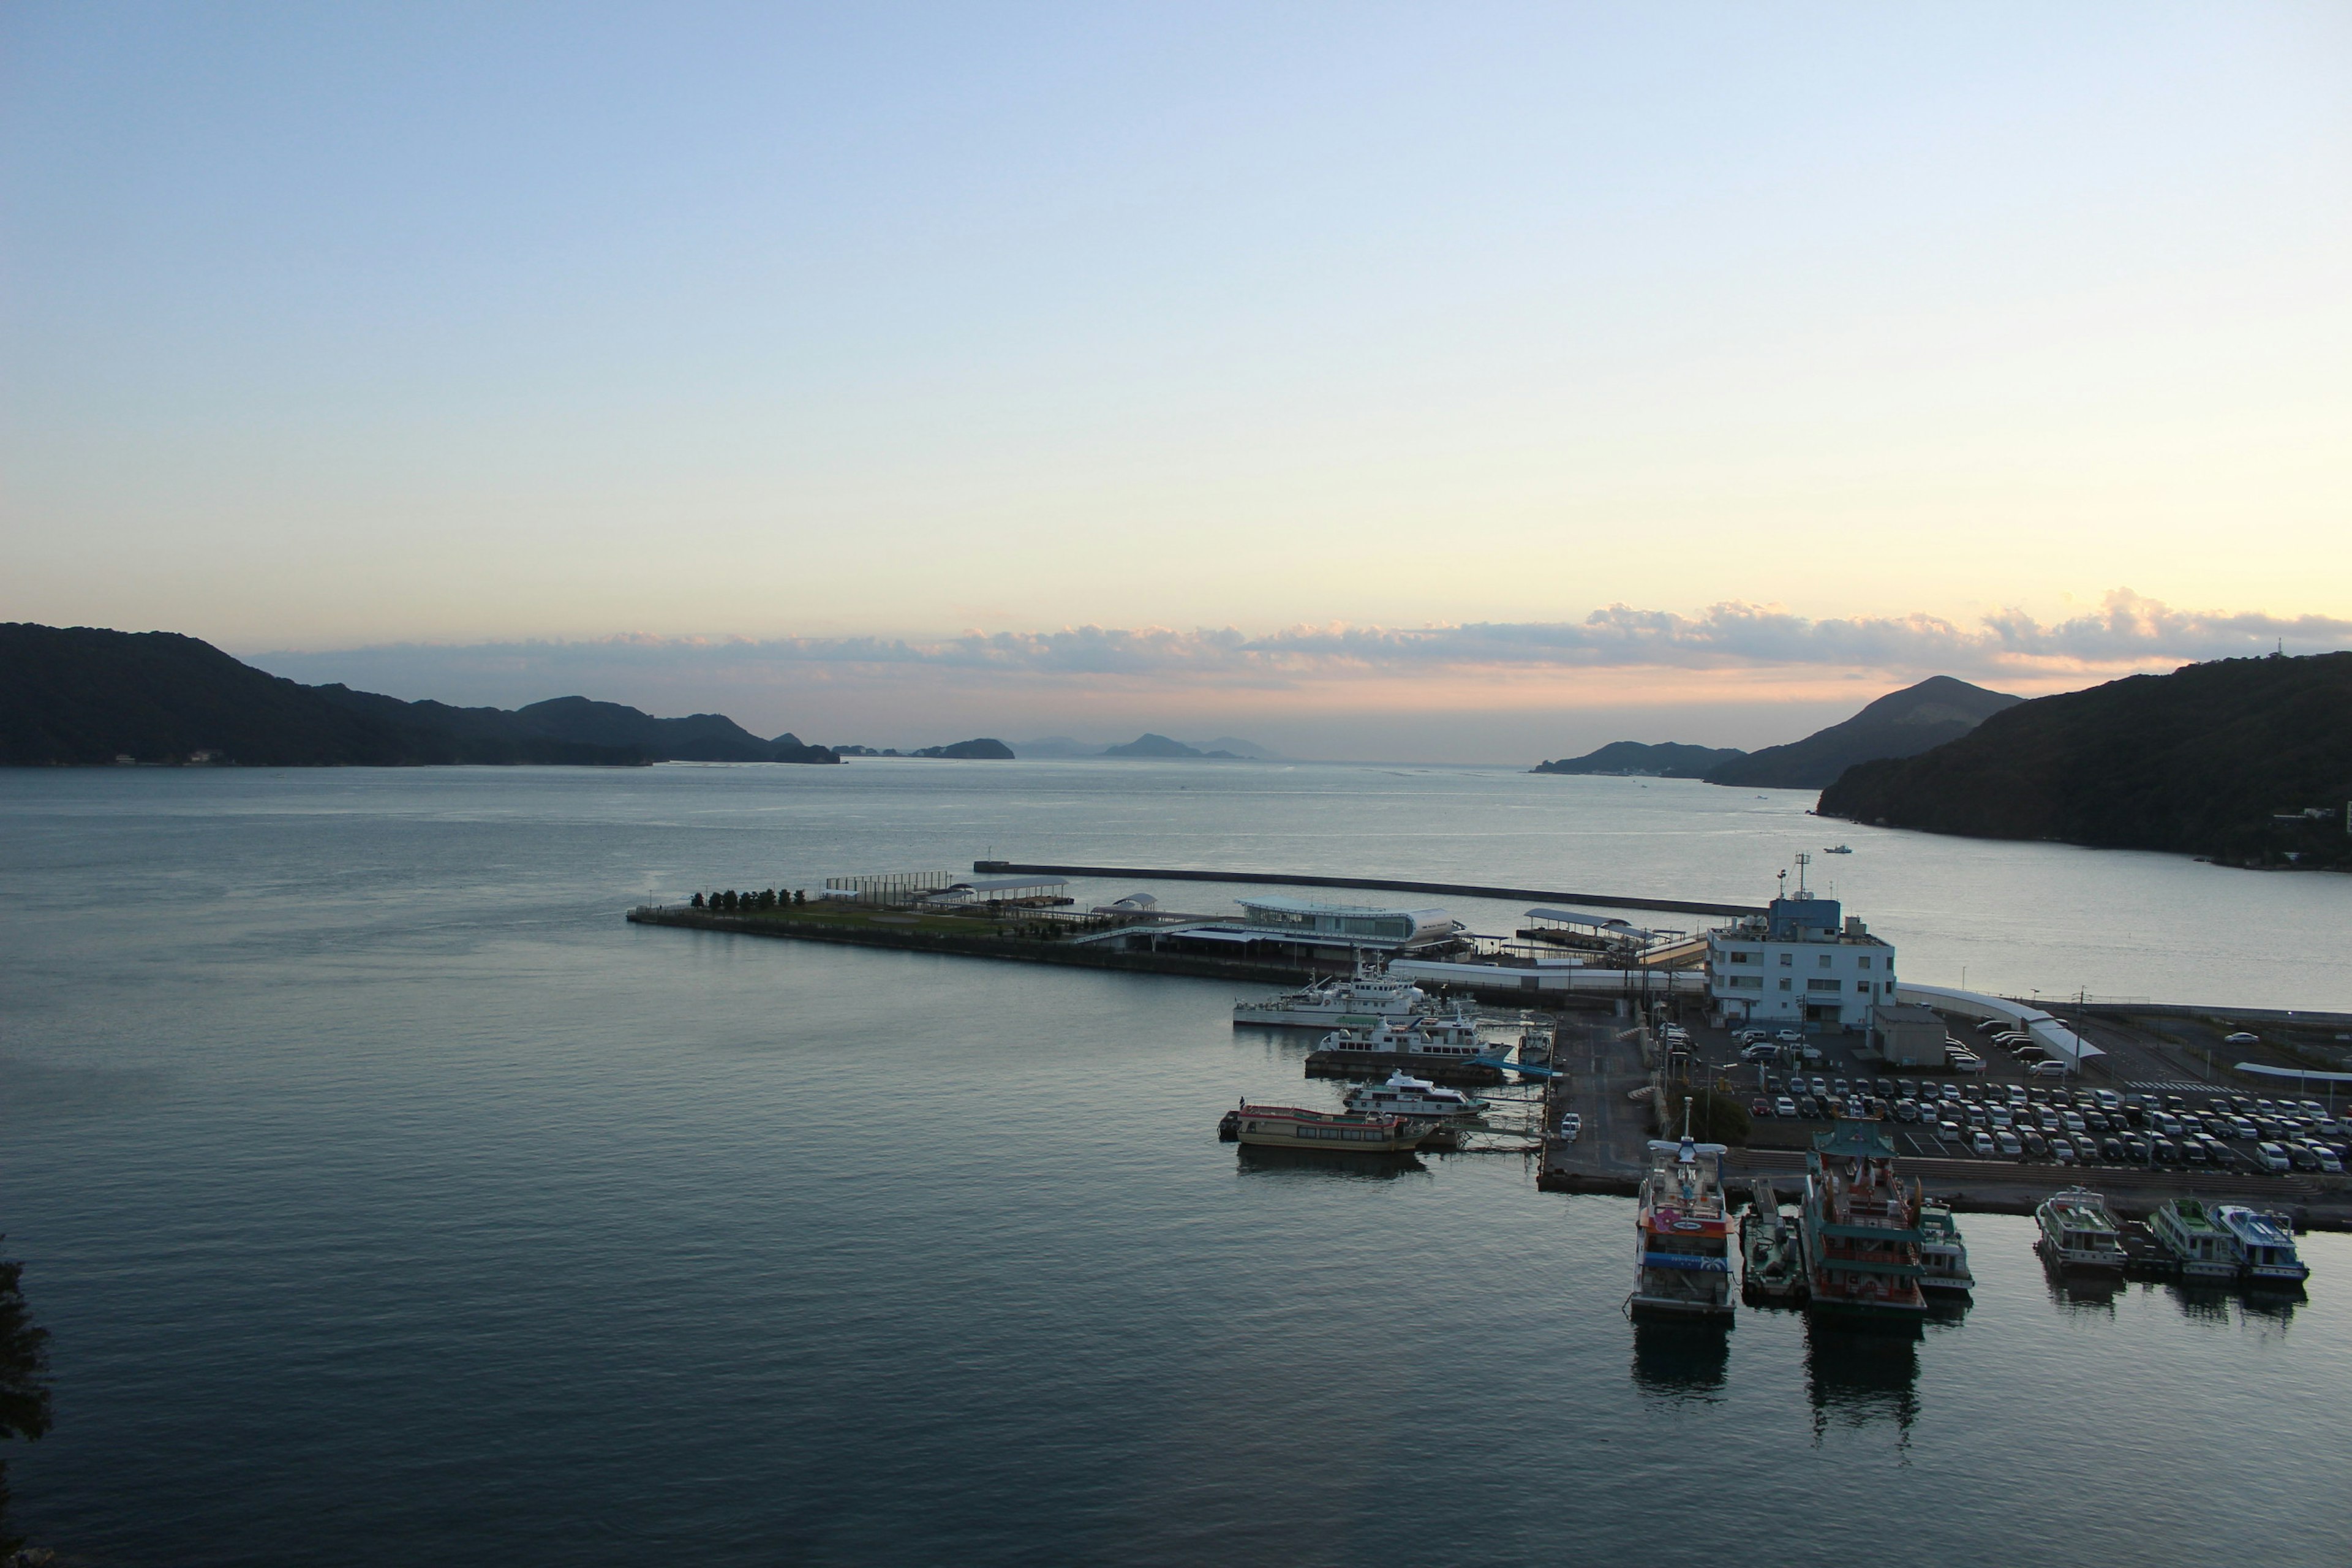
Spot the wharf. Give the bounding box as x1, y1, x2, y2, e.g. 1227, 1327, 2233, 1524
971, 861, 1762, 918
1536, 1017, 1656, 1197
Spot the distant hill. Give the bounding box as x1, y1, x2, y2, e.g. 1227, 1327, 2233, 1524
0, 623, 839, 766
1818, 654, 2352, 867
1100, 733, 1246, 758
1533, 741, 1746, 777
912, 737, 1015, 760
1702, 676, 2022, 789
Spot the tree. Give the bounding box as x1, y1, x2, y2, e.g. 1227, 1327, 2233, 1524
690, 892, 705, 908
0, 1240, 54, 1556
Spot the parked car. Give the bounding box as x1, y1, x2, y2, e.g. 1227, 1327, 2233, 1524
2050, 1137, 2076, 1163
1797, 1096, 1822, 1119
1774, 1096, 1798, 1118
1894, 1098, 1920, 1123
1972, 1131, 1997, 1157
2021, 1129, 2048, 1156
2255, 1141, 2291, 1172
2313, 1145, 2346, 1174
2027, 1060, 2068, 1079
2286, 1144, 2320, 1172
1996, 1130, 2022, 1157
1751, 1098, 1774, 1118
2150, 1137, 2178, 1164
2224, 1031, 2260, 1045
2099, 1138, 2125, 1162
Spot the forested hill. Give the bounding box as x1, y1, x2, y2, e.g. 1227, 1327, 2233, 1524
0, 624, 839, 767
1702, 676, 2021, 788
1817, 654, 2352, 867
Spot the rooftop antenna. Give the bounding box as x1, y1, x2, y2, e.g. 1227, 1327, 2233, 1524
1794, 851, 1812, 896
1776, 868, 1787, 900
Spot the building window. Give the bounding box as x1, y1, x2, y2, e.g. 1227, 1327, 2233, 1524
1808, 978, 1841, 992
1779, 978, 1792, 991
1819, 954, 1833, 968
1730, 951, 1754, 964
1857, 957, 1872, 970
1779, 952, 1793, 967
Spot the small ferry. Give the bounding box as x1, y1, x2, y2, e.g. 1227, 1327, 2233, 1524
2148, 1199, 2244, 1283
2037, 1188, 2127, 1272
1800, 1121, 1928, 1317
1226, 1101, 1427, 1153
1343, 1071, 1489, 1121
1630, 1105, 1735, 1321
1823, 845, 1853, 854
2214, 1205, 2310, 1285
1917, 1202, 1975, 1294
1740, 1178, 1804, 1305
1233, 957, 1435, 1028
1317, 1010, 1486, 1062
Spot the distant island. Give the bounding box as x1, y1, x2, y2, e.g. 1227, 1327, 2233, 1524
1533, 676, 2020, 790
1008, 735, 1276, 760
1819, 653, 2352, 869
0, 623, 839, 767
1101, 733, 1245, 759
913, 738, 1015, 760
1532, 741, 1744, 778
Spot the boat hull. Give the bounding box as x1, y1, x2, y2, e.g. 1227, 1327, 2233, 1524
1630, 1294, 1736, 1321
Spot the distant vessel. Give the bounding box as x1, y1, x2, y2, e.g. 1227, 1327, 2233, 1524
2214, 1205, 2310, 1285
2037, 1188, 2127, 1272
1226, 1102, 1426, 1153
1740, 1178, 1804, 1305
1343, 1071, 1489, 1121
2148, 1198, 2243, 1283
1800, 1121, 1927, 1317
1630, 1107, 1735, 1321
1916, 1203, 1975, 1294
1232, 956, 1434, 1028
1823, 845, 1853, 854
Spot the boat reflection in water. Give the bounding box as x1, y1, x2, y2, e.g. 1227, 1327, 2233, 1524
2037, 1242, 2124, 1311
1630, 1317, 1730, 1403
1231, 1144, 1427, 1180
1803, 1315, 1922, 1442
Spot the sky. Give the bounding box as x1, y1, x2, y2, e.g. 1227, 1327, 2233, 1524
5, 3, 2350, 758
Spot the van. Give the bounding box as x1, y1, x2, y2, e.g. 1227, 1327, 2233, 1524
2026, 1060, 2070, 1079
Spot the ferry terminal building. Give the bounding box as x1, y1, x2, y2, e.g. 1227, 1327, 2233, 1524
1705, 891, 1896, 1030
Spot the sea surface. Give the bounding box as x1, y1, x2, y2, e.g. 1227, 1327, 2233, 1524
4, 762, 2349, 1566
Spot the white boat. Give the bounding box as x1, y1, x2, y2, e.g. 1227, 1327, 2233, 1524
2036, 1188, 2126, 1272
1232, 956, 1435, 1028
1631, 1116, 1735, 1319
2149, 1199, 2243, 1283
1916, 1202, 1975, 1294
1344, 1071, 1489, 1121
2214, 1205, 2310, 1285
1317, 1009, 1487, 1062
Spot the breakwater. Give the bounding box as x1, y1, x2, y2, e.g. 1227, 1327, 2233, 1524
971, 861, 1763, 918
626, 905, 1316, 984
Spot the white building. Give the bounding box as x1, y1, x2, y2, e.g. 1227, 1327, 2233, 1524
1235, 895, 1456, 948
1706, 890, 1896, 1030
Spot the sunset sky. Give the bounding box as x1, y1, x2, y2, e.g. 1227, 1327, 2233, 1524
6, 4, 2349, 756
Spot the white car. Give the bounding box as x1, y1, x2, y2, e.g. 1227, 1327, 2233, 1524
1557, 1113, 1582, 1142
2224, 1031, 2260, 1046
2255, 1141, 2290, 1172
2027, 1060, 2070, 1078
1777, 1028, 1804, 1044
1971, 1131, 1997, 1157
2310, 1144, 2343, 1174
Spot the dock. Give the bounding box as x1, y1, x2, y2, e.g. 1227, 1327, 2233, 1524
971, 860, 1763, 918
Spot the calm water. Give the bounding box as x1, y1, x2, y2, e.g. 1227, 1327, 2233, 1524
4, 763, 2349, 1566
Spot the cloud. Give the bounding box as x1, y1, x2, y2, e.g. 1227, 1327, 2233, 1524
252, 589, 2352, 691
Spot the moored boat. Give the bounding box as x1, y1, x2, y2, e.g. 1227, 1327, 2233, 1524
2037, 1188, 2127, 1272
1317, 1009, 1487, 1063
1917, 1202, 1975, 1294
2214, 1205, 2310, 1286
1800, 1121, 1927, 1317
1631, 1106, 1735, 1321
1343, 1070, 1489, 1121
1233, 956, 1436, 1028
1741, 1178, 1804, 1305
1226, 1101, 1427, 1153
2149, 1198, 2243, 1283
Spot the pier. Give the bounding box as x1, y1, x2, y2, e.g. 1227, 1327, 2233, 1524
971, 861, 1763, 918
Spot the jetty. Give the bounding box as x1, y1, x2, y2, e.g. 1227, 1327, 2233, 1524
971, 861, 1762, 918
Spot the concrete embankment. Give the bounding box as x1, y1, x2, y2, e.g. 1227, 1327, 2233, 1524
970, 860, 1762, 918
625, 905, 1317, 985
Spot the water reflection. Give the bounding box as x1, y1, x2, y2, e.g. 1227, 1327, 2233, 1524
0, 1238, 55, 1556
1630, 1318, 1730, 1402
2165, 1283, 2239, 1325
1804, 1316, 1921, 1442
2037, 1245, 2123, 1312
1232, 1145, 1427, 1180
2239, 1283, 2305, 1326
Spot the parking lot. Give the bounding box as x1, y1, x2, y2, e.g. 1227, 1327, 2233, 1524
1686, 1011, 2352, 1182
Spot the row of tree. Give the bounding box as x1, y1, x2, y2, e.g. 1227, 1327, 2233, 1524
691, 889, 807, 912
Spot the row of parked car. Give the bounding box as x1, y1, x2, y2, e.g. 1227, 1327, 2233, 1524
1746, 1075, 2349, 1175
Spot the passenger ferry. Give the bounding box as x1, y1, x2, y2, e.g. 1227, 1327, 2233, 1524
2214, 1205, 2310, 1285
1916, 1202, 1975, 1294
2149, 1199, 2244, 1283
1800, 1121, 1927, 1317
1317, 1010, 1487, 1063
1232, 957, 1436, 1028
1630, 1106, 1735, 1321
1227, 1102, 1427, 1153
1342, 1071, 1489, 1121
2036, 1188, 2127, 1272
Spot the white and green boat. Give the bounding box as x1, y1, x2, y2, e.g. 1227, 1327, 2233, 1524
2036, 1188, 2125, 1272
1917, 1203, 1974, 1294
2148, 1198, 2242, 1283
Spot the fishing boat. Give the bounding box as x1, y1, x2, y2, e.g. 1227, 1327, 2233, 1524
1630, 1104, 1735, 1321
2036, 1188, 2127, 1272
1232, 956, 1436, 1028
1518, 1025, 1553, 1066
2148, 1199, 2244, 1283
1741, 1178, 1804, 1305
2214, 1205, 2310, 1285
1916, 1203, 1974, 1294
1800, 1121, 1927, 1317
1342, 1071, 1489, 1121
1226, 1101, 1427, 1153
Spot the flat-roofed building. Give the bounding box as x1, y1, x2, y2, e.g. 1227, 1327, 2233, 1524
1707, 889, 1896, 1030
